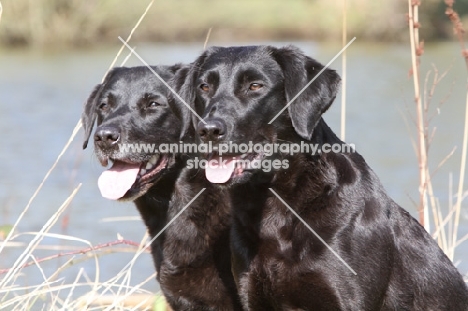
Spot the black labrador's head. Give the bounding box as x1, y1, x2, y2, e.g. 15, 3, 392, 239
177, 45, 340, 185
82, 65, 184, 201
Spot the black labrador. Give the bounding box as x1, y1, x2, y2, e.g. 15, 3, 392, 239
176, 45, 468, 310
81, 65, 241, 310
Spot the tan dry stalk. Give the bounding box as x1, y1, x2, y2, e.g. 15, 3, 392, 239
1, 1, 170, 309
445, 0, 468, 260
407, 0, 428, 227
0, 185, 81, 297
0, 120, 82, 257
204, 27, 213, 50
106, 0, 155, 75
0, 0, 156, 260
103, 274, 157, 311
452, 88, 468, 258
78, 294, 155, 310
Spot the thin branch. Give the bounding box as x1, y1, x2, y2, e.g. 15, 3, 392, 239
0, 240, 143, 275
408, 0, 428, 226
106, 0, 155, 75
203, 28, 212, 50
445, 0, 468, 260
431, 146, 457, 179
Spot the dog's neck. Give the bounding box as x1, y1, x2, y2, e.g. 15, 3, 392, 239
162, 168, 232, 263
157, 168, 241, 309
229, 119, 360, 276
236, 118, 346, 190
134, 155, 186, 225
229, 118, 355, 227
133, 155, 186, 273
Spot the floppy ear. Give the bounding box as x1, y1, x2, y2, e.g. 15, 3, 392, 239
170, 49, 216, 142
169, 64, 195, 142
271, 46, 341, 140
81, 84, 101, 149
168, 63, 184, 74
81, 68, 119, 149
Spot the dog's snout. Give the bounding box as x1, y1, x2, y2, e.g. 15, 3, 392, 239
197, 119, 226, 142
94, 126, 120, 147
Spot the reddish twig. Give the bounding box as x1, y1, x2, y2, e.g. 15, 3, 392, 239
0, 239, 145, 275
445, 0, 468, 68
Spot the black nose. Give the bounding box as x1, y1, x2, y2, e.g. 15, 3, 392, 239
197, 119, 226, 142
94, 126, 120, 147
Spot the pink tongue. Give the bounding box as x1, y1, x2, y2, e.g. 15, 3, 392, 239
98, 161, 140, 200
205, 156, 236, 184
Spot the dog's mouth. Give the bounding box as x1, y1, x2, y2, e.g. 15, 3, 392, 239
97, 154, 169, 201
204, 152, 264, 184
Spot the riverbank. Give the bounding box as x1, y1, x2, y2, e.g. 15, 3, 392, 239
1, 0, 463, 48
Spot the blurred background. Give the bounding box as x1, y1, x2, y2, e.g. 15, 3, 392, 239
1, 0, 468, 306
0, 0, 467, 46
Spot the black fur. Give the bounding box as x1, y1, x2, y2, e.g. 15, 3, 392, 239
82, 65, 241, 310
178, 45, 468, 310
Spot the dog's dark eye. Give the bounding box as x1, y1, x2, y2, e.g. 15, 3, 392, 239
99, 102, 109, 111
249, 83, 263, 91
200, 83, 210, 92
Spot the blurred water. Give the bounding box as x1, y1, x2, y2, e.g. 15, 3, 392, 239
0, 41, 467, 298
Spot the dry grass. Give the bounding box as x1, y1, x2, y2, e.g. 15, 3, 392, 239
0, 1, 173, 309
406, 0, 468, 265
445, 0, 468, 261
407, 0, 429, 228
1, 1, 467, 310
